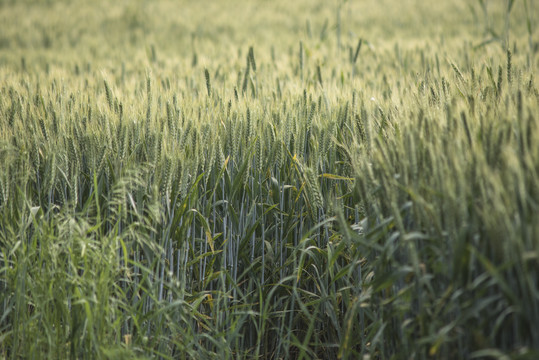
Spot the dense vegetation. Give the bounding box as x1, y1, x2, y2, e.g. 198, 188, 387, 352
1, 0, 538, 358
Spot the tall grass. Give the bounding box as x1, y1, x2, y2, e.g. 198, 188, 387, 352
1, 0, 539, 358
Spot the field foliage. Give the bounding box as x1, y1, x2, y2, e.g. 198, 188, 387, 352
1, 0, 539, 358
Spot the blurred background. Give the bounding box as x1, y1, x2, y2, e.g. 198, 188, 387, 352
0, 0, 535, 72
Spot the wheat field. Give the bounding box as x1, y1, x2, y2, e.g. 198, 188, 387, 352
1, 0, 538, 358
